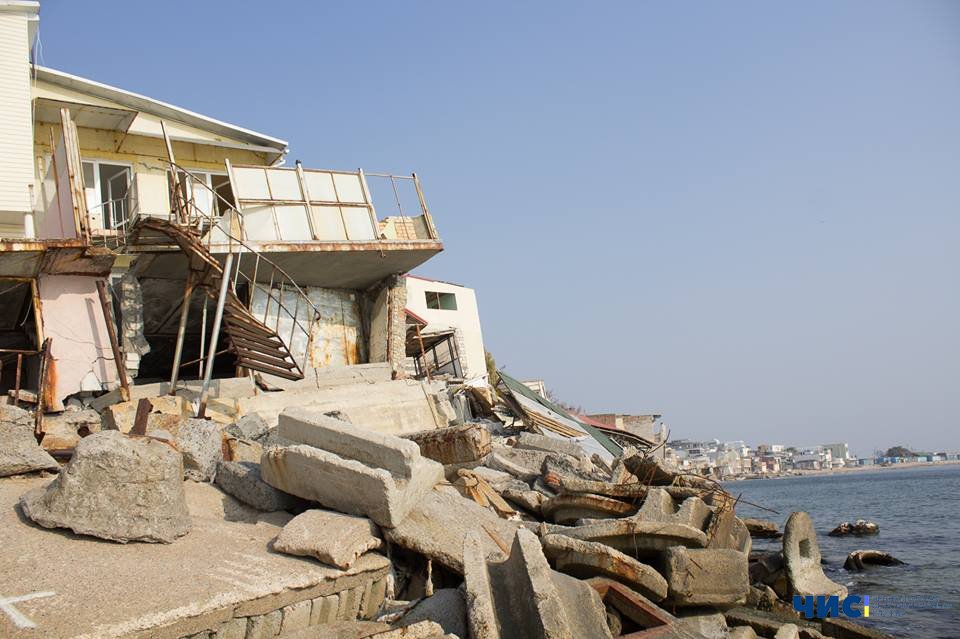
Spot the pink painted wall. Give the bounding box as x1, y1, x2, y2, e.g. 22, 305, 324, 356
37, 275, 117, 403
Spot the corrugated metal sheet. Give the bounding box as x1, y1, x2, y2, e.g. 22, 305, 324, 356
497, 371, 621, 460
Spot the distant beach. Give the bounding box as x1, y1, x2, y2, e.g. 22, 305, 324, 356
730, 459, 960, 481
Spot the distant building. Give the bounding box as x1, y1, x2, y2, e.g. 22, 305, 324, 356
821, 443, 852, 466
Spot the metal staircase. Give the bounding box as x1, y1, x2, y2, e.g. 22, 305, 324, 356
132, 217, 305, 381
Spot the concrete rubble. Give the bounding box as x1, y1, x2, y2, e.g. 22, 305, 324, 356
19, 431, 191, 543
1, 363, 893, 638
0, 404, 59, 476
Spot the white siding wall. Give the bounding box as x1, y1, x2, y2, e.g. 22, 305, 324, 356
0, 10, 35, 233
405, 276, 487, 382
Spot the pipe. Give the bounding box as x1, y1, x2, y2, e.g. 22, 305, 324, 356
196, 252, 234, 418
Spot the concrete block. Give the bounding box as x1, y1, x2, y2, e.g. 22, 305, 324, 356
404, 422, 492, 464
677, 609, 730, 639
237, 379, 448, 434
664, 547, 749, 607
384, 488, 521, 574
515, 432, 586, 459
273, 509, 383, 569
262, 409, 443, 528
783, 512, 847, 598
226, 413, 270, 441
0, 405, 59, 476
310, 594, 340, 626
215, 461, 303, 512
213, 617, 247, 639
178, 418, 224, 482
561, 518, 707, 558
399, 589, 467, 638
336, 585, 364, 621
462, 527, 613, 639
360, 577, 388, 620
245, 610, 281, 639
278, 408, 421, 480
635, 487, 712, 531
279, 599, 312, 635
540, 533, 668, 602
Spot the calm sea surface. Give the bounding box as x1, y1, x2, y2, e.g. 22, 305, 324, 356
726, 464, 960, 639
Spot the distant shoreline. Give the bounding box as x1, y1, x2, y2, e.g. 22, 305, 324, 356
727, 459, 960, 482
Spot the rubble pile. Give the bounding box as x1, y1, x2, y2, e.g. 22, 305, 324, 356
0, 370, 896, 639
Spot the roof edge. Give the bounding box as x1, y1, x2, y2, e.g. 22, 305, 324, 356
34, 65, 288, 154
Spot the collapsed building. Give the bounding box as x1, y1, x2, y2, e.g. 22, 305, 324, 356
0, 4, 897, 639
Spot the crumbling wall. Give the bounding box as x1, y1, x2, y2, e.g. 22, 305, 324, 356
366, 275, 407, 377
118, 271, 150, 379
37, 274, 119, 402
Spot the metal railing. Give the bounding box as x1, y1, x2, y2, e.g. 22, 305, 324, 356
163, 160, 321, 372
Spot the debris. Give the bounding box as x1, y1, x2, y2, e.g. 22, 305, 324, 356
540, 493, 636, 525
224, 436, 263, 463
214, 460, 303, 512
515, 431, 587, 459
743, 517, 783, 539
274, 509, 384, 570
177, 418, 224, 482
397, 589, 467, 638
384, 488, 521, 573
828, 520, 879, 537
462, 527, 614, 639
842, 549, 904, 571
634, 487, 713, 531
224, 412, 270, 441
485, 447, 553, 482
540, 533, 668, 601
782, 512, 847, 598
0, 405, 59, 476
453, 469, 517, 518
558, 518, 708, 557
663, 546, 750, 607
39, 408, 101, 452
404, 422, 492, 465
19, 431, 191, 543
677, 609, 731, 639
820, 616, 898, 638
260, 408, 443, 528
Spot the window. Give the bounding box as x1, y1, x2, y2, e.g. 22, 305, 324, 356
425, 291, 457, 310
81, 160, 131, 230
169, 171, 236, 220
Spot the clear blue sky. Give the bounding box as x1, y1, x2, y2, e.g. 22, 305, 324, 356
37, 1, 959, 454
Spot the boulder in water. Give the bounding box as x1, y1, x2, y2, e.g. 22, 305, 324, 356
829, 519, 879, 536
843, 549, 904, 571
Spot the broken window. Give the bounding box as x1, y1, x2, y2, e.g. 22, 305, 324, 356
168, 171, 236, 222
81, 160, 131, 230
425, 291, 457, 310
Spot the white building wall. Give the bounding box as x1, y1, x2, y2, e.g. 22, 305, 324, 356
0, 3, 38, 236
405, 275, 487, 383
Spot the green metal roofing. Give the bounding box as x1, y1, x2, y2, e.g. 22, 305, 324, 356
496, 371, 621, 456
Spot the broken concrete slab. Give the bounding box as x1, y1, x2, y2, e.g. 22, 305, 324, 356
635, 488, 712, 531
677, 609, 731, 639
783, 512, 847, 598
224, 412, 269, 441
100, 395, 188, 433
501, 487, 545, 516
743, 517, 782, 539
398, 589, 467, 638
484, 447, 551, 482
540, 493, 636, 525
39, 408, 101, 451
177, 418, 223, 482
19, 431, 191, 543
237, 379, 451, 434
262, 408, 444, 528
463, 527, 613, 639
560, 518, 708, 557
515, 431, 585, 459
214, 461, 303, 512
540, 533, 668, 601
224, 436, 263, 463
0, 405, 59, 476
403, 422, 492, 465
384, 487, 521, 574
820, 617, 898, 638
663, 546, 749, 607
274, 509, 383, 570
724, 607, 825, 639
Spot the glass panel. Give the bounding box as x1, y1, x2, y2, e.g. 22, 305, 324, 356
233, 167, 271, 200
303, 171, 337, 202
266, 168, 302, 200
310, 205, 347, 240
241, 205, 278, 240
341, 206, 376, 240
274, 204, 312, 240
332, 173, 365, 203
